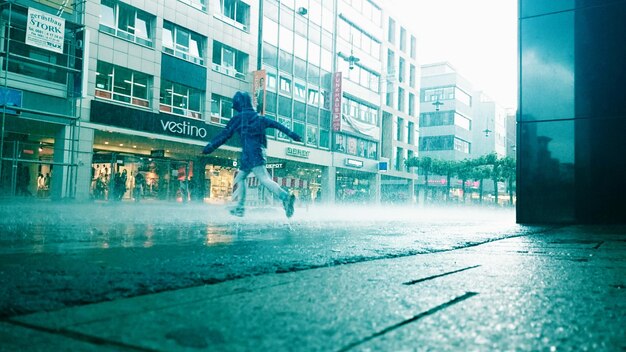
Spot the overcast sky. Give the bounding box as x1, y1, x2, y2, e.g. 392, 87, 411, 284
387, 0, 518, 109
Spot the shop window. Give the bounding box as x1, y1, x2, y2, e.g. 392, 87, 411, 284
210, 94, 233, 125
163, 21, 205, 66
159, 79, 203, 119
95, 61, 150, 108
99, 0, 154, 47
212, 41, 248, 80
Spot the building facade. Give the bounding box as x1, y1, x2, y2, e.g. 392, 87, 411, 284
518, 0, 626, 223
0, 0, 420, 205
419, 62, 474, 161
378, 12, 419, 204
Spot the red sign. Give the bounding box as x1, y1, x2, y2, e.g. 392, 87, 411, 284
332, 72, 342, 131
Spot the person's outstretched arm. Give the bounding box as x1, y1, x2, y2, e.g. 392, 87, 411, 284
202, 116, 240, 154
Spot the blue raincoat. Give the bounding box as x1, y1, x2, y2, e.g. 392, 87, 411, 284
202, 91, 302, 171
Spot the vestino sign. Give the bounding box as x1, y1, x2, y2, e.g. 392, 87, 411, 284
160, 119, 207, 139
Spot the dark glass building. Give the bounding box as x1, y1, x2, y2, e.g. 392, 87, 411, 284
518, 0, 626, 223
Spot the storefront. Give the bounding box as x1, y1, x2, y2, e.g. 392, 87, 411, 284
335, 168, 374, 203
0, 118, 72, 199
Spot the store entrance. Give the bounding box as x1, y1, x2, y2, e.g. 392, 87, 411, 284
336, 169, 373, 203
91, 152, 200, 202
1, 137, 56, 198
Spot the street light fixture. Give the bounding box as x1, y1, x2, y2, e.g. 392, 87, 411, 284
432, 99, 443, 111
347, 48, 360, 70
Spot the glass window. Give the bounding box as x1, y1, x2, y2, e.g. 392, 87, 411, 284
212, 41, 248, 78
135, 11, 151, 39
280, 27, 294, 53
160, 80, 203, 119
455, 87, 472, 106
294, 81, 306, 100
210, 94, 233, 124
388, 18, 395, 44
163, 25, 174, 49
454, 138, 470, 153
279, 76, 292, 94
307, 88, 319, 105
263, 18, 279, 46
419, 135, 454, 151
177, 0, 207, 12
306, 125, 318, 146
294, 34, 307, 60
396, 117, 404, 140
278, 95, 292, 117
277, 116, 291, 139
454, 113, 471, 130
397, 87, 405, 112
267, 71, 277, 91
309, 0, 322, 25
99, 0, 154, 47
95, 61, 150, 108
100, 0, 115, 28
308, 42, 320, 65
520, 10, 574, 121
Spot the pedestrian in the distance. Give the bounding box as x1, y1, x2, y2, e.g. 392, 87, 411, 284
202, 91, 301, 218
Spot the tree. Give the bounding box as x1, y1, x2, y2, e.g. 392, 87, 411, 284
432, 159, 457, 202
456, 159, 474, 203
499, 157, 516, 206
406, 156, 433, 203
483, 153, 501, 205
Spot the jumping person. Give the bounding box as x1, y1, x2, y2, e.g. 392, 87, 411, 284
202, 91, 302, 218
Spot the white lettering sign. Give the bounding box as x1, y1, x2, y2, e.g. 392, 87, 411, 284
26, 8, 65, 54
160, 119, 207, 138
286, 147, 310, 159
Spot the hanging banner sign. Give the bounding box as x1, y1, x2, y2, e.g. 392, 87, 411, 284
252, 69, 267, 115
26, 8, 65, 54
332, 72, 342, 131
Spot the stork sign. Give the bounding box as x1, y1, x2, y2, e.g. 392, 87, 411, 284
26, 8, 65, 54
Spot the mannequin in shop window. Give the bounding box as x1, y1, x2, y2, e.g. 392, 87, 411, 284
134, 172, 145, 202
37, 173, 45, 197
202, 91, 302, 218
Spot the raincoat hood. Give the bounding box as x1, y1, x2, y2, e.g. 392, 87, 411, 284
232, 91, 253, 112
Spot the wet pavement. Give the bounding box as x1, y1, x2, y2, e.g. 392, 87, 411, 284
1, 201, 624, 350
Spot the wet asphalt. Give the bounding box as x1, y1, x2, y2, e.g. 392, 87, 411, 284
0, 200, 532, 318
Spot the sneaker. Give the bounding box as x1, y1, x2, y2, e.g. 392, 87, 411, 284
283, 194, 295, 218
229, 207, 245, 217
